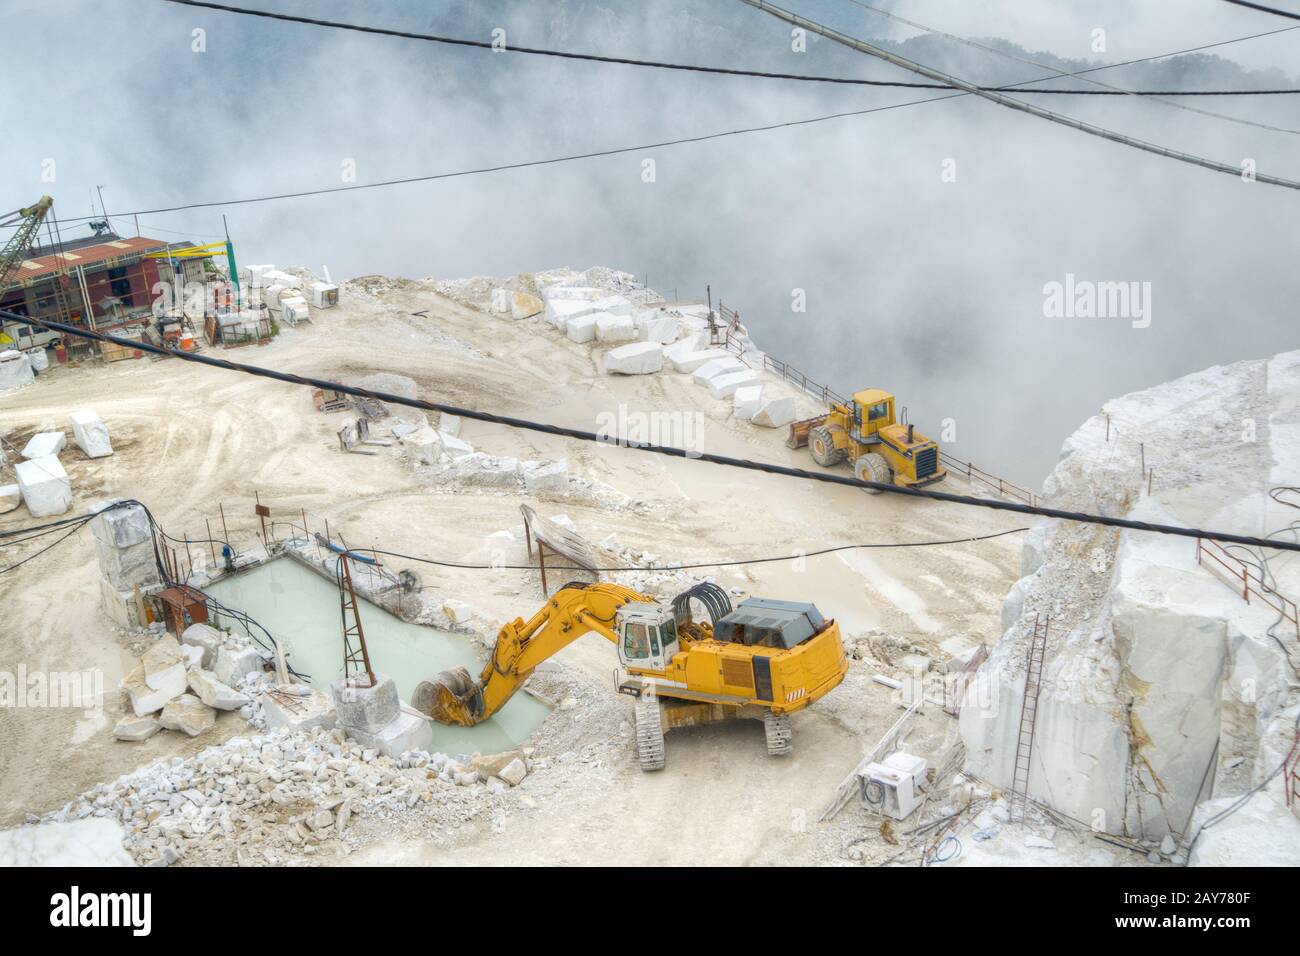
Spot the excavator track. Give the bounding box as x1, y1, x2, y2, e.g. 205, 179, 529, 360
634, 698, 666, 772
764, 711, 793, 757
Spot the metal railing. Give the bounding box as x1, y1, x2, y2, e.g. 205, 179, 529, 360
712, 292, 1042, 508
1196, 536, 1300, 637
713, 303, 851, 407
940, 452, 1040, 508
757, 352, 850, 407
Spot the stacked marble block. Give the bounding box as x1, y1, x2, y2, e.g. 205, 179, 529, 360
330, 672, 433, 758
91, 500, 161, 628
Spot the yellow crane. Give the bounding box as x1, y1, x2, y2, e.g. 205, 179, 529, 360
788, 387, 946, 491
413, 582, 848, 770
0, 196, 54, 348
0, 196, 53, 288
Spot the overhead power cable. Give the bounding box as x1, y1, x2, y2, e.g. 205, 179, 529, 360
0, 505, 1023, 587
24, 92, 967, 223
0, 521, 93, 574
1218, 0, 1300, 21
737, 0, 1300, 191
158, 0, 1300, 96
2, 18, 1291, 230
6, 308, 1300, 556
351, 527, 1029, 575
842, 0, 1300, 135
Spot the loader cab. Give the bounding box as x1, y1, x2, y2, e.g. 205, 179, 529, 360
616, 604, 679, 671
851, 389, 895, 442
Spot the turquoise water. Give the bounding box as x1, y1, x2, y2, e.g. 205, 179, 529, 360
206, 557, 549, 755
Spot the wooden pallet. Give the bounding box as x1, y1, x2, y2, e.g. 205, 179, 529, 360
100, 339, 143, 363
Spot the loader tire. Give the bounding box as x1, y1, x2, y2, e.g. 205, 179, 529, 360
809, 426, 846, 467
635, 699, 666, 772
764, 711, 793, 757
854, 452, 892, 494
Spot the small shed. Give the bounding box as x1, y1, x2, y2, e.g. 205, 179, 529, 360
156, 585, 208, 636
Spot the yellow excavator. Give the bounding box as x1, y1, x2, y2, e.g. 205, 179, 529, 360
413, 582, 848, 770
788, 388, 945, 492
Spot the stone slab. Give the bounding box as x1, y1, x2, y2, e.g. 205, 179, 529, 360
330, 673, 400, 733
21, 431, 65, 459
346, 708, 433, 759
14, 455, 71, 517
603, 341, 664, 375
70, 410, 113, 458
751, 396, 798, 428
708, 369, 762, 399
262, 687, 336, 733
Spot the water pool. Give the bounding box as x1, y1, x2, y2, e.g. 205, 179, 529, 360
206, 557, 549, 755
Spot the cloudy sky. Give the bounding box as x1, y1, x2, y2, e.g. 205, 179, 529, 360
5, 0, 1299, 482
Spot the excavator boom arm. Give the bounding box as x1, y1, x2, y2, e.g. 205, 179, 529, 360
413, 583, 650, 726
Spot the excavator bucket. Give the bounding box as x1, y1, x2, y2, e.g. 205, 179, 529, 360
412, 666, 485, 726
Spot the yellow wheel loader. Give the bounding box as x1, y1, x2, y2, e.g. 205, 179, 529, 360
413, 582, 848, 771
787, 388, 945, 492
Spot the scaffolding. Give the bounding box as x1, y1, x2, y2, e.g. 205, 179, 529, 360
1, 227, 217, 358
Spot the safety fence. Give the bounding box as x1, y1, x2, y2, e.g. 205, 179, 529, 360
940, 453, 1040, 508
1196, 536, 1300, 637
713, 301, 851, 406
153, 493, 369, 581
709, 296, 1037, 506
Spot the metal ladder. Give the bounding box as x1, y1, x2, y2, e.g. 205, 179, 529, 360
1010, 614, 1050, 822
338, 554, 377, 688
1285, 734, 1300, 816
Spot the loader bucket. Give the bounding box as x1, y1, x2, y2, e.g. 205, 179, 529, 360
786, 416, 822, 450
412, 666, 485, 726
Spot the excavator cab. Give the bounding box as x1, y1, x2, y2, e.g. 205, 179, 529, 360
616, 603, 679, 671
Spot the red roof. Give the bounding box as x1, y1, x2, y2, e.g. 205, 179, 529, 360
7, 236, 170, 285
